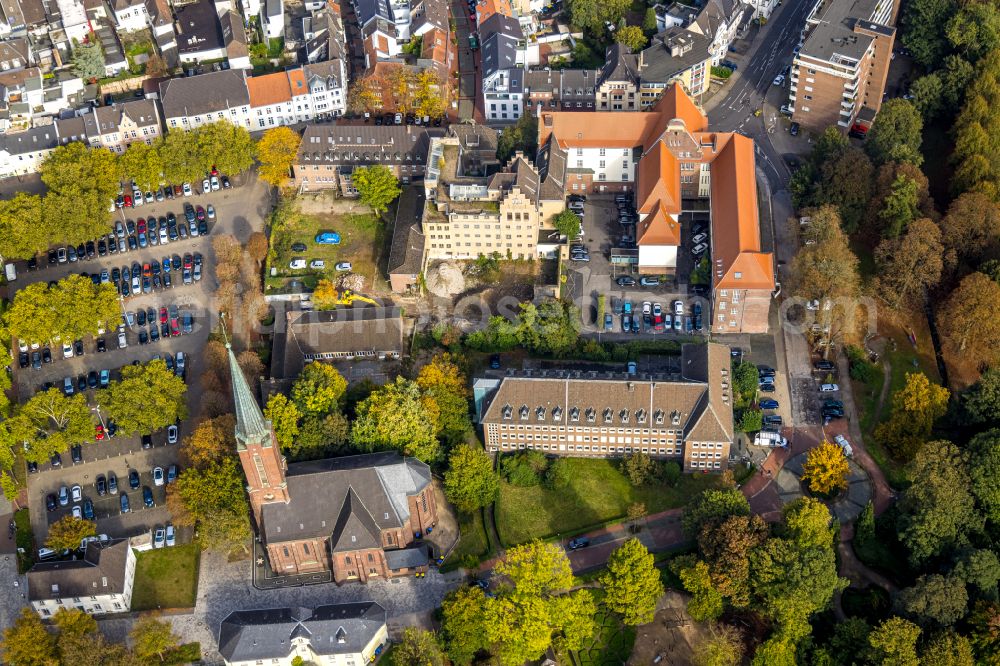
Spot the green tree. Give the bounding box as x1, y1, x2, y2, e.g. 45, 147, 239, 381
953, 548, 1000, 600
946, 1, 1000, 62
264, 393, 301, 452
352, 377, 441, 461
874, 217, 943, 308
45, 515, 97, 551
40, 142, 118, 242
901, 0, 957, 68
72, 37, 105, 80
938, 272, 1000, 364
643, 7, 658, 33
566, 0, 630, 33
866, 99, 923, 166
731, 361, 759, 399
551, 209, 581, 238
255, 126, 302, 188
791, 131, 873, 232
682, 488, 750, 539
615, 26, 647, 51
600, 538, 664, 625
920, 631, 974, 666
967, 601, 1000, 663
416, 353, 471, 445
620, 451, 656, 485
291, 362, 347, 416
444, 444, 499, 514
393, 628, 445, 666
909, 72, 944, 120
440, 586, 489, 665
970, 430, 1000, 527
751, 637, 797, 666
11, 389, 93, 463
868, 616, 920, 666
195, 121, 255, 176
897, 440, 981, 566
962, 370, 1000, 426
119, 141, 164, 192
0, 607, 57, 666
352, 164, 401, 214
7, 274, 120, 345
156, 131, 203, 184
737, 408, 763, 433
0, 192, 47, 260
497, 113, 538, 163
697, 514, 768, 608
100, 360, 188, 436
51, 607, 98, 638
677, 558, 723, 621
129, 617, 179, 663
876, 174, 920, 238
895, 574, 969, 627
167, 457, 251, 552
951, 50, 1000, 198
692, 623, 743, 666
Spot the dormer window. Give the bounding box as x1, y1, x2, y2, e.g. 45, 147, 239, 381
536, 406, 546, 421
586, 407, 596, 423
654, 409, 664, 425
570, 407, 580, 422
502, 404, 512, 420
620, 409, 629, 423
637, 409, 647, 424
552, 406, 563, 420
519, 405, 529, 420
671, 410, 681, 426
604, 408, 613, 424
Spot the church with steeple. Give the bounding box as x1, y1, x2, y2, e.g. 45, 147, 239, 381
227, 345, 438, 582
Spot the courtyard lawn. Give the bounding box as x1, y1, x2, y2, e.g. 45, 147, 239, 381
267, 202, 384, 292
495, 458, 717, 546
557, 591, 637, 666
444, 509, 492, 570
131, 544, 201, 611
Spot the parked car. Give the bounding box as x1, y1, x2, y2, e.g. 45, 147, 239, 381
129, 469, 140, 489
568, 536, 590, 550
315, 232, 341, 244
154, 527, 165, 548
96, 475, 107, 496
167, 424, 178, 444
639, 276, 659, 287
616, 276, 636, 287
289, 259, 307, 269
760, 398, 779, 410
143, 486, 154, 507
120, 493, 130, 513
814, 360, 836, 371
820, 383, 840, 392
834, 434, 853, 456
335, 262, 352, 271
692, 243, 708, 255
153, 466, 164, 486
165, 523, 175, 547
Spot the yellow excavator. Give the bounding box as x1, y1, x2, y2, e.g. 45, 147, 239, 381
331, 289, 380, 307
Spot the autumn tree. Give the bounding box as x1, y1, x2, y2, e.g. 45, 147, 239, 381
40, 142, 119, 243
256, 126, 302, 189
875, 372, 950, 461
180, 414, 236, 468
441, 586, 489, 665
416, 353, 471, 444
697, 514, 768, 607
677, 558, 724, 621
939, 191, 1000, 275
0, 608, 57, 666
100, 360, 188, 436
352, 377, 441, 461
790, 129, 873, 232
312, 279, 341, 310
682, 488, 750, 539
866, 99, 924, 166
352, 164, 401, 214
119, 141, 164, 193
0, 192, 47, 260
873, 217, 943, 308
413, 69, 447, 119
868, 617, 921, 666
693, 623, 744, 666
444, 444, 499, 514
800, 440, 850, 496
130, 617, 180, 663
264, 393, 301, 453
615, 26, 647, 51
156, 130, 203, 184
951, 50, 1000, 198
393, 628, 446, 666
167, 457, 251, 552
10, 388, 93, 463
938, 272, 1000, 364
620, 451, 656, 485
195, 121, 254, 176
897, 440, 981, 566
7, 275, 121, 345
920, 631, 974, 666
291, 362, 347, 416
46, 515, 97, 551
600, 538, 664, 625
347, 76, 383, 114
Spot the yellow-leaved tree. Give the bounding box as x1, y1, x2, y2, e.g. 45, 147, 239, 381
801, 440, 850, 496
255, 126, 302, 189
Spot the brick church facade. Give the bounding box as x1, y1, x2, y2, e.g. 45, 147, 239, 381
228, 346, 438, 583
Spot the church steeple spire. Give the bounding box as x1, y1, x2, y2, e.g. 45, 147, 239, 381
227, 343, 271, 451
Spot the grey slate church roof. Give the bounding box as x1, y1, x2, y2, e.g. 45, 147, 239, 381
218, 602, 386, 663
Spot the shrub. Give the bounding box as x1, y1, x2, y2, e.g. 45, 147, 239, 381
711, 65, 733, 79
847, 345, 879, 383
500, 450, 548, 486
660, 461, 682, 487
544, 458, 571, 490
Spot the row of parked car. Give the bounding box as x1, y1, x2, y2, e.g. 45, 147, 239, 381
112, 252, 204, 299
611, 299, 704, 333
115, 170, 230, 210
45, 464, 178, 519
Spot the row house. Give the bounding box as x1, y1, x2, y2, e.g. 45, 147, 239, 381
536, 83, 774, 331
481, 12, 524, 121
160, 68, 253, 130
175, 0, 227, 63
221, 9, 250, 69
302, 4, 347, 65
638, 27, 711, 104
79, 98, 161, 152
523, 68, 599, 114
247, 62, 346, 129
479, 343, 735, 473
0, 36, 30, 71
0, 122, 58, 176
28, 539, 136, 617
292, 123, 442, 192
109, 0, 147, 31
353, 0, 410, 45
689, 0, 752, 65
261, 0, 283, 39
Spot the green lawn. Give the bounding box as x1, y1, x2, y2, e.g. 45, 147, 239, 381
131, 544, 201, 611
558, 591, 637, 666
267, 204, 384, 292
444, 510, 492, 569
495, 458, 717, 545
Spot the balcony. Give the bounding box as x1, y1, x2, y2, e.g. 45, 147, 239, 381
841, 99, 855, 110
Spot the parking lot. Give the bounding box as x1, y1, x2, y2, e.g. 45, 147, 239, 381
566, 195, 712, 336
14, 171, 273, 548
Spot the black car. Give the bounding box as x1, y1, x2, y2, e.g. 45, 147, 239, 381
41, 348, 51, 363
291, 242, 308, 252
128, 469, 140, 489
127, 235, 138, 250
96, 338, 106, 353
97, 239, 107, 256
96, 474, 107, 496
759, 383, 776, 393
107, 420, 118, 438
136, 309, 146, 326
198, 219, 208, 235
18, 352, 28, 368
27, 460, 38, 473
814, 360, 836, 371
147, 307, 156, 323
77, 243, 86, 259
757, 366, 776, 377
138, 330, 149, 345
71, 444, 82, 463
120, 493, 130, 514
150, 325, 160, 342
48, 249, 58, 265
74, 340, 84, 356
221, 175, 231, 189
152, 275, 162, 290
46, 493, 57, 511
82, 498, 94, 520
27, 256, 37, 270
50, 452, 62, 467
568, 536, 590, 550
85, 241, 95, 257
790, 121, 800, 136
87, 371, 98, 388
490, 354, 501, 369
141, 434, 152, 449
616, 276, 636, 287
31, 351, 41, 369
143, 486, 154, 507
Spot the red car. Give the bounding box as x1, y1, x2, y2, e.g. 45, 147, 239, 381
95, 424, 106, 441
170, 318, 180, 337
137, 218, 146, 234
195, 206, 205, 221
142, 262, 152, 278
210, 165, 219, 176
124, 194, 133, 208
159, 307, 168, 325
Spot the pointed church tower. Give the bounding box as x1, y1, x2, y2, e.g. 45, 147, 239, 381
228, 343, 289, 521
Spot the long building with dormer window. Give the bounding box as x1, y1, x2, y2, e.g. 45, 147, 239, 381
478, 343, 734, 472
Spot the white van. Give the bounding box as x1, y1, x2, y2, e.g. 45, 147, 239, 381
834, 434, 853, 457
4, 263, 15, 282
754, 431, 788, 448
289, 259, 307, 270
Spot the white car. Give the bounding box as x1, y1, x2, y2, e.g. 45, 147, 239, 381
206, 204, 216, 220
642, 301, 651, 315
673, 300, 684, 316
72, 505, 82, 519
834, 434, 854, 457
167, 424, 178, 444
310, 259, 326, 269
210, 175, 220, 191
335, 262, 352, 272
153, 466, 164, 486
202, 178, 211, 193
691, 233, 707, 244
289, 259, 307, 270
118, 330, 128, 349
182, 182, 192, 196
820, 383, 840, 392
71, 484, 82, 502
773, 74, 785, 86
153, 527, 165, 548
62, 343, 73, 359
159, 226, 168, 243
652, 302, 662, 316
692, 242, 708, 255
165, 523, 175, 547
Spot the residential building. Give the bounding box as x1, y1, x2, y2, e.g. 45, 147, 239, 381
475, 0, 511, 25
596, 44, 640, 111
221, 9, 250, 69
80, 98, 162, 152
638, 27, 712, 103
479, 343, 734, 472
56, 0, 90, 41
302, 4, 347, 65
270, 307, 403, 380
788, 0, 897, 133
226, 345, 438, 581
160, 68, 252, 130
353, 0, 410, 44
109, 0, 148, 31
94, 21, 128, 77
387, 184, 426, 293
175, 0, 227, 63
291, 123, 442, 192
0, 37, 30, 71
688, 0, 752, 65
536, 83, 773, 330
27, 539, 136, 617
262, 0, 283, 39
0, 123, 59, 176
145, 0, 174, 38
524, 68, 598, 113
361, 18, 399, 66
219, 603, 388, 666
480, 12, 524, 121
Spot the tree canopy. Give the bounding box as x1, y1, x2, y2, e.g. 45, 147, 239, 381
938, 272, 1000, 364
167, 457, 251, 552
352, 377, 441, 461
46, 516, 96, 551
7, 275, 120, 347
291, 362, 347, 416
99, 360, 188, 436
599, 538, 664, 625
444, 444, 499, 514
875, 372, 950, 461
866, 99, 924, 166
352, 165, 401, 213
256, 127, 302, 189
801, 440, 850, 496
416, 353, 471, 445
71, 38, 105, 81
